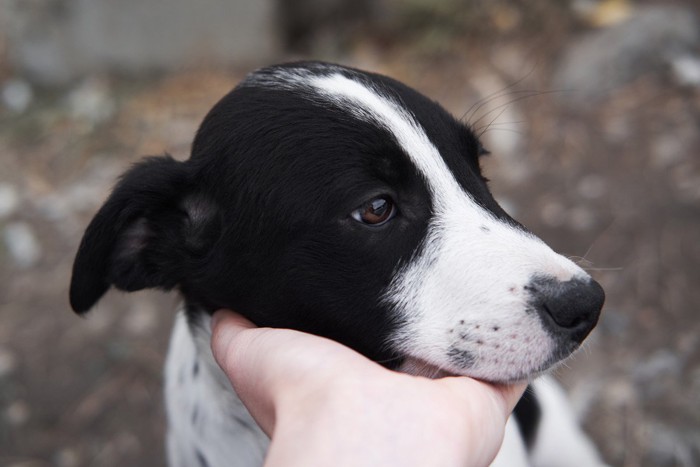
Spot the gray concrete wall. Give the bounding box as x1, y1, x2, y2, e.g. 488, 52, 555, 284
1, 0, 279, 85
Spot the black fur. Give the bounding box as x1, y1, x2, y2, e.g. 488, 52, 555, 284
70, 156, 199, 312
513, 386, 542, 449
70, 62, 496, 363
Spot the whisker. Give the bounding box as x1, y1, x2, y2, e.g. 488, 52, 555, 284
467, 89, 561, 130
578, 217, 617, 262
460, 65, 540, 122
461, 87, 534, 123
475, 106, 513, 139
474, 119, 526, 128
581, 267, 624, 272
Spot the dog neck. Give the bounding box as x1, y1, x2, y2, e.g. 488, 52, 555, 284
164, 307, 268, 467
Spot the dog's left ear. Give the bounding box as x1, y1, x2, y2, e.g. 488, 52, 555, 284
69, 155, 220, 314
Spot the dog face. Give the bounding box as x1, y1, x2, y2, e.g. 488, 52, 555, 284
70, 62, 603, 383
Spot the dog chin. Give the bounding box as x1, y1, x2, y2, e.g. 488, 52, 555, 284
398, 357, 456, 379
398, 357, 541, 384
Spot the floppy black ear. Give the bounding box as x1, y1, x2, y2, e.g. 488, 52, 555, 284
69, 155, 220, 314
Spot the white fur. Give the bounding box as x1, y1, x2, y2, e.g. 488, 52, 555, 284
491, 417, 530, 467
165, 311, 268, 467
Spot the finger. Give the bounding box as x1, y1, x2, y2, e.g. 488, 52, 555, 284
210, 309, 279, 434
441, 377, 527, 422
211, 308, 256, 333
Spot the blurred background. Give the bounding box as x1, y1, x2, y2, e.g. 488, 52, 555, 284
1, 0, 699, 465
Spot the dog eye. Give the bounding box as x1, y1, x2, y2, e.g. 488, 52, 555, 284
351, 197, 396, 226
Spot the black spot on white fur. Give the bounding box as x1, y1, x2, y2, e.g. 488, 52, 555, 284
447, 346, 476, 367
195, 449, 210, 467
191, 405, 199, 425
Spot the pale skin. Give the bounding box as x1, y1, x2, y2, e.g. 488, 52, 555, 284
210, 309, 528, 467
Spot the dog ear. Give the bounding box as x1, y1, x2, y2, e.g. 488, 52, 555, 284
69, 155, 220, 314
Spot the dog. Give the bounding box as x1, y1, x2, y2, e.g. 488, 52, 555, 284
70, 61, 606, 466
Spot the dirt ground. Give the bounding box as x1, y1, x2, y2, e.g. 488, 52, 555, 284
1, 3, 699, 466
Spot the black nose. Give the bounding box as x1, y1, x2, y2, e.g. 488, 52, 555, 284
526, 275, 605, 342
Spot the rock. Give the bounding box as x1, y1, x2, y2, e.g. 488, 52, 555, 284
652, 132, 689, 168
541, 200, 567, 227
33, 159, 122, 227
633, 349, 683, 400
0, 183, 20, 219
553, 6, 700, 103
1, 79, 33, 113
671, 54, 700, 87
66, 78, 115, 125
572, 0, 633, 28
645, 422, 695, 467
0, 346, 17, 378
53, 448, 81, 467
540, 200, 598, 231
633, 349, 681, 384
599, 308, 630, 336
3, 222, 42, 269
633, 349, 683, 382
6, 400, 30, 426
568, 205, 597, 231
576, 174, 607, 200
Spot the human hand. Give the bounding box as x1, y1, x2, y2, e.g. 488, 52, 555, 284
210, 309, 527, 467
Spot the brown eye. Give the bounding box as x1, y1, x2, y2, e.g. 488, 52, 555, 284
352, 197, 396, 226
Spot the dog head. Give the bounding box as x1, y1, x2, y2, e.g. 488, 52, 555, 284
70, 62, 604, 383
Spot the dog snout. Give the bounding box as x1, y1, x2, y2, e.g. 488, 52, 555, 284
527, 275, 605, 343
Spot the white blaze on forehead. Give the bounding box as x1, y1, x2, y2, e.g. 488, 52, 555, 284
307, 73, 463, 211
